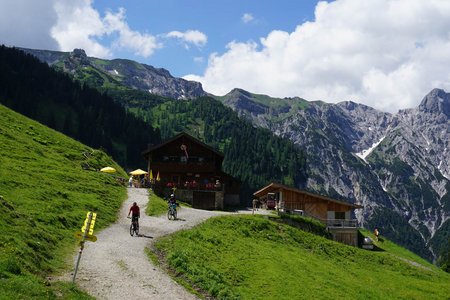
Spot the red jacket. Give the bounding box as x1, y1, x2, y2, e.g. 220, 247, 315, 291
129, 205, 140, 217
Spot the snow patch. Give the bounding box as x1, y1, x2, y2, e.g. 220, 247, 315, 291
113, 69, 119, 75
355, 136, 386, 162
437, 161, 450, 180
148, 89, 152, 93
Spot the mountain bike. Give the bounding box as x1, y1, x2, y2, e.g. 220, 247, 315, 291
128, 216, 139, 236
167, 203, 177, 220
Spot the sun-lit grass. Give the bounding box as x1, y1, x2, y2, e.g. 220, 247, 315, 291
0, 104, 127, 298
360, 228, 435, 268
146, 191, 168, 216
151, 215, 450, 300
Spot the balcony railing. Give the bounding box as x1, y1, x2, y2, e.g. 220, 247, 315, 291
292, 210, 358, 228
325, 219, 358, 228
154, 181, 224, 192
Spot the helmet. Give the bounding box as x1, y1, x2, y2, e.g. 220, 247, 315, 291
170, 194, 174, 197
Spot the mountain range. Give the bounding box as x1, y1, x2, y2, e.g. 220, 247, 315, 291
18, 47, 450, 263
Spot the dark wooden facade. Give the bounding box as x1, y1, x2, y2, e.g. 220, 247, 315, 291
254, 183, 362, 246
143, 132, 240, 209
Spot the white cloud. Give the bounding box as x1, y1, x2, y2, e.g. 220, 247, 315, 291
51, 0, 112, 57
166, 30, 207, 47
51, 1, 161, 58
0, 0, 164, 58
103, 8, 161, 57
241, 13, 254, 23
194, 56, 204, 63
0, 0, 59, 50
186, 0, 450, 112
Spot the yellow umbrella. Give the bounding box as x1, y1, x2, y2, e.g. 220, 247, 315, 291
156, 171, 160, 181
100, 167, 116, 173
149, 170, 153, 180
129, 169, 148, 176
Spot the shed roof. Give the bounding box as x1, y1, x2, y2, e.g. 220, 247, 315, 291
254, 182, 362, 209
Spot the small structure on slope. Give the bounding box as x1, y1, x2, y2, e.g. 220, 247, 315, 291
254, 182, 362, 246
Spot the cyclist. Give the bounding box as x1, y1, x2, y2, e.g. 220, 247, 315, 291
127, 202, 140, 227
168, 194, 177, 211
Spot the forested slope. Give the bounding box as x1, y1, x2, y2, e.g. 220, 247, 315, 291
145, 97, 308, 201
0, 45, 160, 169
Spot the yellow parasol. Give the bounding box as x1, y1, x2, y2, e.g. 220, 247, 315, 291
100, 167, 116, 173
156, 171, 160, 181
129, 169, 148, 176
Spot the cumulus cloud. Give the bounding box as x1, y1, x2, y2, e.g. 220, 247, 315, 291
51, 1, 160, 58
0, 0, 59, 50
186, 0, 450, 112
166, 30, 207, 47
0, 0, 168, 58
103, 8, 161, 57
194, 56, 204, 63
241, 13, 254, 23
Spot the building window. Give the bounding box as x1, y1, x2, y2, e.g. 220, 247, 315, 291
335, 211, 345, 219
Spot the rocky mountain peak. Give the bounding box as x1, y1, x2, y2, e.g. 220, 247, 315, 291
221, 88, 268, 115
418, 88, 450, 116
70, 48, 89, 65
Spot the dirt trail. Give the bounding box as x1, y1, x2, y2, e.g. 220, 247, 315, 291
71, 188, 224, 300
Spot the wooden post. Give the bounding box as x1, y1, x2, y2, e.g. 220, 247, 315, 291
72, 212, 92, 283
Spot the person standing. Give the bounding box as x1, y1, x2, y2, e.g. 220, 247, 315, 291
252, 198, 259, 213
128, 176, 133, 188
374, 228, 379, 241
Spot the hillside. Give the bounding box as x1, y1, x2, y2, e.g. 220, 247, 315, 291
0, 104, 127, 298
151, 215, 450, 299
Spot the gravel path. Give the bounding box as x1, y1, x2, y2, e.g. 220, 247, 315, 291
72, 188, 224, 300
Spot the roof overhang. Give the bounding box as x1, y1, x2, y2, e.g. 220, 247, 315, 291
254, 182, 363, 209
142, 131, 224, 159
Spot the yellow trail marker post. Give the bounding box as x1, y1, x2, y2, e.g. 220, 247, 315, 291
72, 211, 97, 283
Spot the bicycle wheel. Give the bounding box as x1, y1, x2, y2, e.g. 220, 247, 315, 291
167, 210, 171, 220
173, 209, 177, 220
135, 223, 139, 235
168, 209, 175, 220
130, 224, 134, 236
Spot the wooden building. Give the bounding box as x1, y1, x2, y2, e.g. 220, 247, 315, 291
142, 132, 240, 209
254, 183, 362, 246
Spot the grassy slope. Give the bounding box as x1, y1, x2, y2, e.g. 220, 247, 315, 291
146, 191, 168, 216
0, 104, 127, 298
152, 215, 450, 300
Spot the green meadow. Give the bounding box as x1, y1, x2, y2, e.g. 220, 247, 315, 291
151, 215, 450, 300
0, 104, 127, 298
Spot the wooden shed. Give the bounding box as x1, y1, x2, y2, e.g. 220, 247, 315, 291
254, 183, 362, 246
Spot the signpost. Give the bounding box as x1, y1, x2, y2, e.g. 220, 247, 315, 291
72, 211, 97, 283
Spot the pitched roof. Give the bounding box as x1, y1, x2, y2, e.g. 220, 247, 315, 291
254, 182, 362, 209
142, 131, 224, 158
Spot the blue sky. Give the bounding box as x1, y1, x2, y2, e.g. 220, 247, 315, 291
90, 0, 319, 76
1, 0, 450, 112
